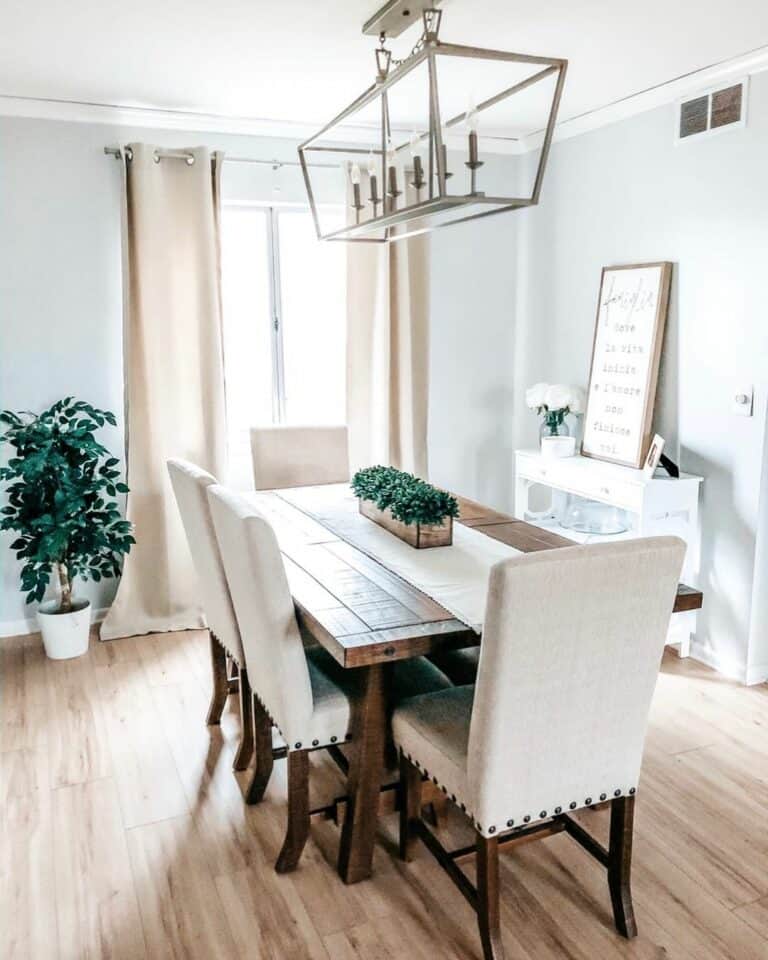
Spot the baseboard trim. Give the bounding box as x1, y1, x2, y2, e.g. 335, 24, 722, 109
0, 606, 109, 640
687, 638, 766, 686
746, 662, 768, 687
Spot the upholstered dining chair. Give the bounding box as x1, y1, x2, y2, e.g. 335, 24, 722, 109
250, 424, 349, 490
207, 484, 451, 872
167, 459, 254, 772
393, 537, 686, 960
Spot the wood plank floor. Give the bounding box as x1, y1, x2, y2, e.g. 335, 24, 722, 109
1, 628, 766, 959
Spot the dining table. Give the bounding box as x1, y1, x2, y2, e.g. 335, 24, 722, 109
246, 482, 703, 885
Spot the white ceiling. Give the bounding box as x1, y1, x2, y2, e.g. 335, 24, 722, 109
1, 0, 767, 133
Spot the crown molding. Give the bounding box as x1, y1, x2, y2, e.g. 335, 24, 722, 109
1, 42, 767, 155
0, 94, 325, 141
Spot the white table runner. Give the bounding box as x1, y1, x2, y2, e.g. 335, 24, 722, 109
274, 484, 522, 633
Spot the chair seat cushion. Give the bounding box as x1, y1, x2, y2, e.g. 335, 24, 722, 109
303, 649, 453, 751
427, 646, 480, 686
305, 647, 354, 748
392, 686, 475, 815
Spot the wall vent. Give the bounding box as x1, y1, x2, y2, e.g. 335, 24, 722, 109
677, 79, 747, 142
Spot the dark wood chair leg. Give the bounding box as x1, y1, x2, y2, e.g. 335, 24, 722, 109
608, 796, 638, 939
477, 834, 505, 960
227, 656, 239, 695
244, 696, 274, 804
232, 667, 255, 771
398, 752, 422, 862
205, 633, 229, 725
275, 750, 310, 873
424, 796, 449, 830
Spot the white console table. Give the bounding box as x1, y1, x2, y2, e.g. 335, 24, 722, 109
515, 449, 703, 657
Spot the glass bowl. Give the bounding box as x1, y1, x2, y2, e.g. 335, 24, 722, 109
559, 496, 629, 535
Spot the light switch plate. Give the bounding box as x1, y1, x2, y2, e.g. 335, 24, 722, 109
732, 385, 754, 417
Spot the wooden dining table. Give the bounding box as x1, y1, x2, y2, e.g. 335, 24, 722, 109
248, 483, 703, 885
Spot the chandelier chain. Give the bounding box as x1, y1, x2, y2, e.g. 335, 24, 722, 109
390, 31, 427, 68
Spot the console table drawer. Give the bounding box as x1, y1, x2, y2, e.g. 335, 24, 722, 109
517, 457, 642, 511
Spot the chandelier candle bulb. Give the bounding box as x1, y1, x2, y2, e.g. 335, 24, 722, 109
440, 142, 452, 181
412, 154, 424, 189
410, 131, 425, 189
349, 162, 364, 218
386, 142, 402, 202
367, 152, 380, 213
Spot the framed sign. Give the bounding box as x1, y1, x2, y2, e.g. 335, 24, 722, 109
582, 262, 672, 468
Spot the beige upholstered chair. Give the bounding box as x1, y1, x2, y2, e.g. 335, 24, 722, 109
250, 424, 349, 490
427, 645, 479, 686
166, 459, 254, 772
207, 484, 451, 872
394, 537, 686, 960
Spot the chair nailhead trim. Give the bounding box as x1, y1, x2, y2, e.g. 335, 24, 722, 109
629, 787, 636, 795
539, 810, 547, 818
585, 797, 592, 805
614, 789, 621, 797
294, 742, 302, 749
489, 826, 496, 834
507, 819, 514, 827
312, 740, 319, 746
330, 736, 337, 743
569, 802, 577, 810
523, 815, 531, 823
600, 793, 607, 801
554, 807, 562, 815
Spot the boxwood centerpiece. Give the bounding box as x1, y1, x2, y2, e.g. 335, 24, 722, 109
351, 465, 459, 549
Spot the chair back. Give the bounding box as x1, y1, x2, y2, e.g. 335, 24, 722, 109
467, 537, 685, 833
250, 425, 349, 490
167, 459, 244, 665
207, 485, 313, 745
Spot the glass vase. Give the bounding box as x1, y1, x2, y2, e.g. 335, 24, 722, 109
539, 415, 570, 440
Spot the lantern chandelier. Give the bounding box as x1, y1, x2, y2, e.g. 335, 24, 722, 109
298, 0, 567, 243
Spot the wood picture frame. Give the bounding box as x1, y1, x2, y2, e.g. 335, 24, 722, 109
581, 262, 673, 468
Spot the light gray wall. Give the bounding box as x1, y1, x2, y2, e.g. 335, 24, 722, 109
0, 115, 517, 631
428, 154, 520, 509
0, 117, 337, 629
515, 72, 768, 680
3, 88, 767, 683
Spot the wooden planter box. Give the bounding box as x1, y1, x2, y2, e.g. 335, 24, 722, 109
358, 498, 453, 549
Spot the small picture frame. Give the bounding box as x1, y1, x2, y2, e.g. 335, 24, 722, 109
582, 262, 673, 468
642, 434, 665, 479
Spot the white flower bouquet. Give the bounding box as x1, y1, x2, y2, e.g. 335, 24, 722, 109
526, 382, 585, 437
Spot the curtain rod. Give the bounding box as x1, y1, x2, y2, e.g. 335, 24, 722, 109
103, 145, 339, 169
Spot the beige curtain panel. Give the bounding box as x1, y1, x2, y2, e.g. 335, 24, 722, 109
101, 144, 227, 640
346, 176, 430, 479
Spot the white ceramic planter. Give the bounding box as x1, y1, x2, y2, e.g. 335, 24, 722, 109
541, 435, 576, 459
37, 598, 91, 660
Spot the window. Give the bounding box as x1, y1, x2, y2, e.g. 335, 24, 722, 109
221, 205, 346, 487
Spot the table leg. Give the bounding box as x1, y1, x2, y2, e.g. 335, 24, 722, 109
338, 662, 386, 884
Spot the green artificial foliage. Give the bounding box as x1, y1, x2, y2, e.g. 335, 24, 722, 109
0, 397, 135, 613
351, 465, 459, 527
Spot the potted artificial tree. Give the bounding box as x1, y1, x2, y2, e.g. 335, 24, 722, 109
0, 397, 134, 659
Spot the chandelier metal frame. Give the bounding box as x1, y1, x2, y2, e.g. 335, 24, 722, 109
298, 6, 567, 243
